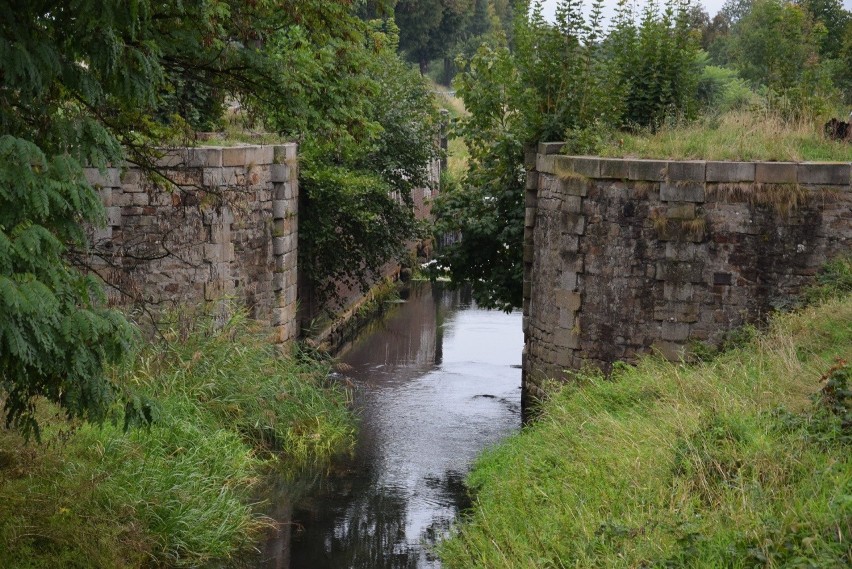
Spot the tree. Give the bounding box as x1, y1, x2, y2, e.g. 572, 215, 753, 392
396, 0, 474, 73
1, 0, 439, 435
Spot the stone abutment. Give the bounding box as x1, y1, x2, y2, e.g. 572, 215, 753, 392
523, 144, 851, 402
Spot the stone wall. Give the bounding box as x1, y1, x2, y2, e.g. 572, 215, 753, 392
84, 144, 299, 345
523, 144, 852, 401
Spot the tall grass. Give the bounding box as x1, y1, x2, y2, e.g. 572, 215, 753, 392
0, 310, 355, 568
439, 292, 851, 567
599, 111, 852, 162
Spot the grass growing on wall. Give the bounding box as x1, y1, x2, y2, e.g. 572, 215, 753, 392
0, 311, 355, 568
598, 111, 852, 162
439, 283, 851, 567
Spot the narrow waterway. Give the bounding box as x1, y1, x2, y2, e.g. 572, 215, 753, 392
258, 283, 523, 568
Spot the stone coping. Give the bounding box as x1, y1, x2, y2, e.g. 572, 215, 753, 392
536, 142, 852, 186
81, 143, 298, 187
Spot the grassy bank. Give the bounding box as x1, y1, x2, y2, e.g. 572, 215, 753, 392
0, 311, 355, 568
598, 111, 852, 162
440, 293, 851, 567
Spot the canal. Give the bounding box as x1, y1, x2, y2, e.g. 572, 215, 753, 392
259, 282, 523, 568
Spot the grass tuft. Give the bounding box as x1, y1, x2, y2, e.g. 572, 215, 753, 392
0, 309, 355, 568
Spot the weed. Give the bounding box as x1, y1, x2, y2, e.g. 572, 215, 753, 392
0, 309, 355, 568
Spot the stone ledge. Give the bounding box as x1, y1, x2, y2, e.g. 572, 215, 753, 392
535, 153, 852, 189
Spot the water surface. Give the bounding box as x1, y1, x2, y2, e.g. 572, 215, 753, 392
259, 283, 523, 568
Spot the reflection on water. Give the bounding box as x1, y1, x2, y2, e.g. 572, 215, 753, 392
258, 283, 523, 568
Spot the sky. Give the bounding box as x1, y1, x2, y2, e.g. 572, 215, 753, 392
538, 0, 852, 22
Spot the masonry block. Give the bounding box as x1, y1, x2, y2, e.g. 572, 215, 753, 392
222, 146, 247, 167
561, 213, 585, 235
555, 290, 582, 312
525, 170, 539, 190
271, 164, 290, 183
652, 340, 687, 361
523, 189, 537, 210
246, 145, 275, 165
667, 161, 705, 182
798, 162, 851, 186
628, 159, 667, 181
570, 157, 601, 178
559, 177, 589, 197
536, 154, 556, 174
599, 158, 628, 179
706, 161, 755, 182
663, 282, 694, 302
272, 199, 290, 219
755, 162, 797, 184
660, 181, 705, 202
656, 260, 704, 283
525, 207, 537, 228
553, 328, 581, 349
654, 303, 699, 323
662, 322, 691, 342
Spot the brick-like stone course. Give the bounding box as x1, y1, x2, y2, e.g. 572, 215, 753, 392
524, 150, 852, 401
84, 144, 299, 345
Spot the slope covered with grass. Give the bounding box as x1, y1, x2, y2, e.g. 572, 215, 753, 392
0, 312, 355, 568
599, 111, 852, 163
440, 292, 851, 568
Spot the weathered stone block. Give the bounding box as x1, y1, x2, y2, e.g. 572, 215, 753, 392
656, 260, 704, 283
652, 340, 687, 361
559, 177, 589, 197
660, 181, 705, 202
561, 195, 583, 213
556, 290, 582, 312
536, 154, 556, 174
798, 162, 851, 186
662, 322, 691, 341
525, 171, 539, 190
665, 242, 698, 261
668, 161, 705, 182
571, 157, 601, 178
553, 328, 581, 349
706, 161, 755, 182
272, 199, 290, 219
525, 189, 538, 208
246, 145, 275, 165
273, 143, 297, 163
663, 282, 694, 302
560, 270, 578, 290
628, 159, 667, 181
561, 213, 585, 235
525, 207, 537, 228
755, 162, 797, 184
271, 163, 290, 183
222, 146, 247, 167
203, 167, 242, 186
104, 206, 121, 227
272, 271, 285, 292
599, 158, 628, 179
654, 302, 699, 323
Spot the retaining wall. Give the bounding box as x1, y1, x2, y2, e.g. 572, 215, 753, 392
523, 144, 852, 401
84, 144, 299, 345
